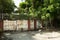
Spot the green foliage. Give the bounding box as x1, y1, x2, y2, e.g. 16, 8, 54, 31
50, 0, 54, 4
47, 5, 54, 12
0, 0, 16, 13
41, 16, 46, 20
46, 13, 50, 18
20, 2, 27, 9
18, 0, 60, 20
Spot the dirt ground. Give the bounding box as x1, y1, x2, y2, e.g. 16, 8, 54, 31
3, 31, 60, 40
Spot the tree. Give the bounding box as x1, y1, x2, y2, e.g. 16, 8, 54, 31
0, 0, 16, 13
19, 0, 60, 29
0, 0, 16, 32
0, 0, 16, 20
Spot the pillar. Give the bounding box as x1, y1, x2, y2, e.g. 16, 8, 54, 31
28, 19, 30, 30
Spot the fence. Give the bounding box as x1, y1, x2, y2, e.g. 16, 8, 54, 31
3, 20, 41, 31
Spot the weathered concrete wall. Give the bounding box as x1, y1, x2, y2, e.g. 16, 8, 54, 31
3, 20, 41, 31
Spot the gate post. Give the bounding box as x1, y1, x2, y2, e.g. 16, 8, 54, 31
0, 20, 3, 32
0, 20, 3, 37
28, 19, 30, 31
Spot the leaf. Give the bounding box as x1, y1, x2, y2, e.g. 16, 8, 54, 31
47, 5, 54, 12
50, 0, 54, 4
41, 16, 46, 20
46, 13, 50, 18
